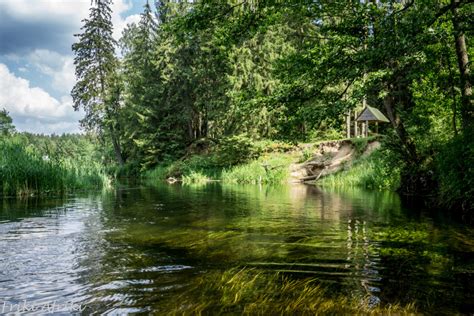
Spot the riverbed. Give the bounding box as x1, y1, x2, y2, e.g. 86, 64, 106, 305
0, 183, 473, 314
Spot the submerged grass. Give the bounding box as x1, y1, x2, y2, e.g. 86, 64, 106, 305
165, 268, 417, 315
0, 138, 109, 196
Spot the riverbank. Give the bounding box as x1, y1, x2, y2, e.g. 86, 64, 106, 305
144, 137, 398, 190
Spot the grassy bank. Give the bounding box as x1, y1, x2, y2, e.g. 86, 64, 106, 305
144, 136, 298, 184
145, 152, 295, 185
318, 149, 401, 191
144, 137, 400, 189
0, 137, 109, 197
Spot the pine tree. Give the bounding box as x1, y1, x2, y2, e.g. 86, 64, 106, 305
71, 0, 124, 165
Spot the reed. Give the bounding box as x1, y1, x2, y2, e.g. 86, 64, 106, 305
0, 138, 109, 196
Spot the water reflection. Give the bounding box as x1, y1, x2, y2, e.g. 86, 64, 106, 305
0, 183, 472, 314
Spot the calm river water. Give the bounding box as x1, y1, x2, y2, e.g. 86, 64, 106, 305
0, 183, 473, 314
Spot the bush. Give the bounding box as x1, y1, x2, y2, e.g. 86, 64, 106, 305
213, 134, 261, 167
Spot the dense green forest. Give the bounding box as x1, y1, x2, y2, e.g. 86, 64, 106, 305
1, 0, 472, 217
70, 0, 472, 214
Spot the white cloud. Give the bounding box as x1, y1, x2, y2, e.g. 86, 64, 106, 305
0, 0, 145, 134
114, 13, 142, 40
0, 63, 82, 134
14, 119, 81, 135
0, 0, 90, 21
111, 0, 142, 40
27, 49, 76, 94
0, 0, 142, 55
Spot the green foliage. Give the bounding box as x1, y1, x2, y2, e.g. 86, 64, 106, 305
144, 154, 221, 182
297, 147, 314, 163
0, 136, 109, 196
64, 0, 474, 214
0, 108, 15, 136
255, 139, 296, 153
182, 171, 211, 184
221, 153, 292, 184
437, 134, 474, 216
320, 149, 401, 191
72, 0, 125, 165
145, 143, 295, 184
144, 164, 169, 181
213, 134, 261, 167
350, 137, 370, 157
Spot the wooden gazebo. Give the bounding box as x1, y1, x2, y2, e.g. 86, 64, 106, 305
355, 106, 390, 137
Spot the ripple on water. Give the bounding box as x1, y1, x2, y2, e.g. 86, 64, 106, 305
0, 186, 473, 315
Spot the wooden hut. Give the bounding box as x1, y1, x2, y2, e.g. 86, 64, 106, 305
355, 106, 390, 137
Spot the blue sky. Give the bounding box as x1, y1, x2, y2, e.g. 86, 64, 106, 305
0, 0, 147, 134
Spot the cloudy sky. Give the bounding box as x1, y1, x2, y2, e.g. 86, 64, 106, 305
0, 0, 146, 134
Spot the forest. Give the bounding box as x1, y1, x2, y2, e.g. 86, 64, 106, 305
1, 1, 474, 313
1, 0, 473, 218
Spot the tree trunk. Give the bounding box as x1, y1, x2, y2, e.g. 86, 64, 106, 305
384, 91, 418, 162
201, 110, 208, 138
110, 126, 125, 166
445, 51, 459, 135
452, 1, 473, 133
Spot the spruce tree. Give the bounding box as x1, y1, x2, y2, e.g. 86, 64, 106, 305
71, 0, 124, 165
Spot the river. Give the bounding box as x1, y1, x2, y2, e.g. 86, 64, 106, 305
0, 183, 473, 314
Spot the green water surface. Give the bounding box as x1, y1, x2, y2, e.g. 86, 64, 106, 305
0, 183, 473, 314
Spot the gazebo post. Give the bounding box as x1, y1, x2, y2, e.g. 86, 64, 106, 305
346, 110, 351, 138
354, 112, 358, 137
365, 120, 369, 137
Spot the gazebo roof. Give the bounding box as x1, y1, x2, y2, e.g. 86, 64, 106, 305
356, 106, 390, 123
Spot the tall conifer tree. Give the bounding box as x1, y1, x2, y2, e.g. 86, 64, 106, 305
72, 0, 124, 165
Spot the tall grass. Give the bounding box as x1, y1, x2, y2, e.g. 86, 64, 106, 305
221, 154, 293, 184
182, 171, 211, 184
145, 153, 294, 184
0, 139, 109, 196
319, 150, 400, 190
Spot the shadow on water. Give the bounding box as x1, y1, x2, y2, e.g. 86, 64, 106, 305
0, 182, 473, 314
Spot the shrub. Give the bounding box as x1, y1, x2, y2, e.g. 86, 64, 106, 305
213, 134, 261, 167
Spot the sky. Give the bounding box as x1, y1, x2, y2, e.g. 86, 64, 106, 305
0, 0, 147, 134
